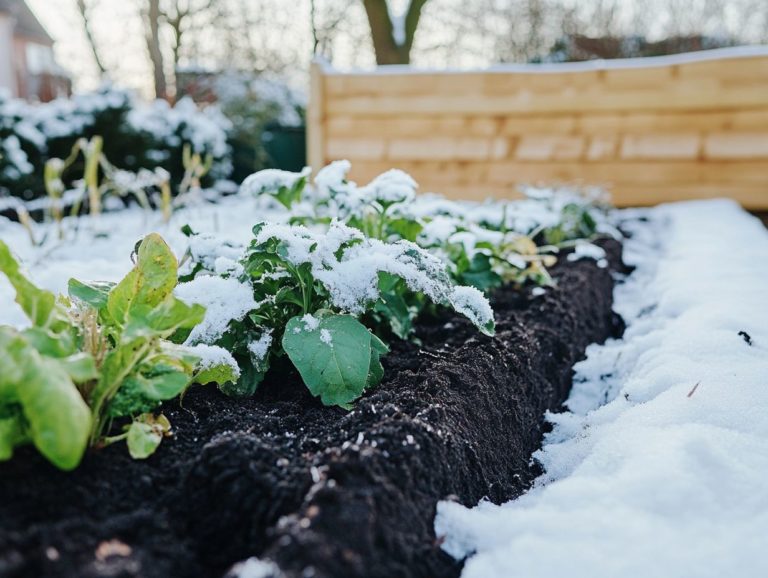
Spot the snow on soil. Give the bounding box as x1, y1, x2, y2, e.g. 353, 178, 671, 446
0, 195, 282, 328
435, 199, 768, 578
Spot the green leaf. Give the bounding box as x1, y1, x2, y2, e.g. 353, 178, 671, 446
195, 362, 240, 387
387, 218, 423, 242
0, 329, 91, 470
375, 273, 414, 340
460, 253, 502, 292
220, 358, 266, 397
123, 361, 191, 401
58, 352, 99, 383
367, 333, 389, 388
283, 314, 382, 407
122, 297, 205, 342
21, 326, 78, 358
0, 240, 70, 331
107, 233, 179, 326
68, 279, 115, 311
0, 408, 28, 461
126, 415, 169, 460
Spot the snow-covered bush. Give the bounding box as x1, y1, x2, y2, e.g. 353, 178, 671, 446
0, 86, 232, 201
209, 73, 305, 180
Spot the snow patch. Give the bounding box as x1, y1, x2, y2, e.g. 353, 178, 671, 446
319, 328, 333, 347
174, 276, 257, 345
185, 343, 241, 379
435, 199, 768, 578
239, 167, 311, 197
247, 330, 273, 363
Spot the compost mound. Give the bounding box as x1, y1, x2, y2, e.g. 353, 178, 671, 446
0, 241, 625, 578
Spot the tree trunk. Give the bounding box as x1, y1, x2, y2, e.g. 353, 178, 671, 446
76, 0, 107, 76
362, 0, 429, 65
144, 0, 167, 100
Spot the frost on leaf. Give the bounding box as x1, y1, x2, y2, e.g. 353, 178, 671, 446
174, 276, 257, 345
449, 286, 495, 336
239, 167, 311, 197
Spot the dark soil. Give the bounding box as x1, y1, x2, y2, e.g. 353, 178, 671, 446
0, 240, 626, 578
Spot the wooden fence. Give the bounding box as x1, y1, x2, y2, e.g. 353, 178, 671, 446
307, 47, 768, 208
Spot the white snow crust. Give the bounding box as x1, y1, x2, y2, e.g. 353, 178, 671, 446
435, 199, 768, 578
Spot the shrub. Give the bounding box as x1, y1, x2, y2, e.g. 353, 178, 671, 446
0, 86, 232, 202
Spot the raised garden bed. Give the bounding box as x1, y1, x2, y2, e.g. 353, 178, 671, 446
0, 238, 624, 578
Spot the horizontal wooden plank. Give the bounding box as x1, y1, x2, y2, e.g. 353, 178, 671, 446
620, 134, 701, 159
704, 133, 768, 159
325, 84, 768, 116
325, 138, 386, 160
576, 109, 768, 134
386, 137, 492, 161
483, 160, 768, 185
676, 56, 768, 80
514, 135, 586, 160
323, 57, 768, 96
325, 109, 768, 139
607, 184, 768, 208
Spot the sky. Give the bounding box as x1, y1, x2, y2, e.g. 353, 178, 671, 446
26, 0, 768, 98
28, 0, 156, 95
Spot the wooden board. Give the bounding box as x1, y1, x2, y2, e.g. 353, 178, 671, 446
308, 50, 768, 209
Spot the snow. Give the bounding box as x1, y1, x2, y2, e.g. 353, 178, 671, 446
0, 192, 282, 328
185, 343, 241, 379
301, 314, 320, 331
174, 276, 258, 345
228, 557, 282, 578
247, 330, 273, 363
319, 328, 333, 347
239, 167, 311, 197
358, 168, 418, 206
387, 1, 408, 47
253, 220, 493, 325
435, 199, 768, 578
325, 45, 768, 75
448, 285, 494, 331
127, 96, 232, 160
567, 241, 608, 268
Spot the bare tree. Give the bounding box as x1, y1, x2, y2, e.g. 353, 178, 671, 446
142, 0, 167, 99
76, 0, 108, 76
160, 0, 218, 73
362, 0, 430, 64
311, 0, 355, 60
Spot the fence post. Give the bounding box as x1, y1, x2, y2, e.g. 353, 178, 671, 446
308, 60, 326, 174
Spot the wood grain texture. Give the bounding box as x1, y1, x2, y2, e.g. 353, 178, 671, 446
308, 51, 768, 208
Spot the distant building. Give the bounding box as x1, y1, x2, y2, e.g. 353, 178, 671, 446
0, 0, 70, 101
540, 34, 737, 63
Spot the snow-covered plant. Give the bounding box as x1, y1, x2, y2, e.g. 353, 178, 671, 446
178, 220, 494, 407
0, 234, 234, 470
241, 163, 613, 293
239, 166, 311, 209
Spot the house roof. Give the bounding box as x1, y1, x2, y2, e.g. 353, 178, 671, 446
0, 0, 53, 45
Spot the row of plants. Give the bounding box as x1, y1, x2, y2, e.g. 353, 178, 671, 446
8, 135, 216, 247
0, 86, 231, 202
0, 161, 615, 471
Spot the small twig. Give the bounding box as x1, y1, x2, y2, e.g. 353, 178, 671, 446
687, 381, 701, 398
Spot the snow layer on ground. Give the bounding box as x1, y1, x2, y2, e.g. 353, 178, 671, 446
436, 199, 768, 578
0, 195, 283, 328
